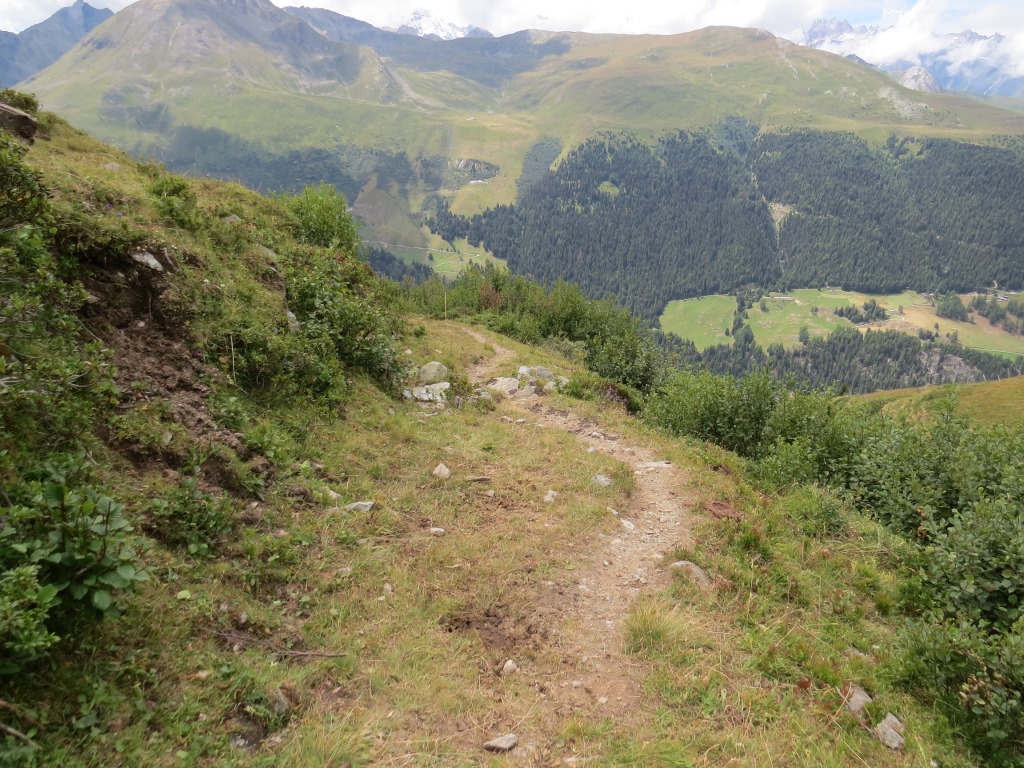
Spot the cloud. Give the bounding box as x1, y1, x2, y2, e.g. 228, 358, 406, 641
1, 0, 1020, 48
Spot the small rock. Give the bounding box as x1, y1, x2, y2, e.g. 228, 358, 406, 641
484, 489, 496, 498
130, 251, 164, 272
542, 381, 558, 395
488, 377, 520, 397
500, 416, 514, 423
598, 695, 608, 705
383, 583, 393, 593
874, 713, 905, 750
620, 518, 636, 531
429, 527, 446, 537
842, 683, 872, 721
84, 292, 101, 305
433, 463, 451, 479
161, 430, 173, 446
344, 501, 374, 513
532, 366, 555, 380
668, 560, 713, 590
543, 490, 558, 503
483, 734, 518, 753
325, 489, 342, 501
592, 474, 613, 487
286, 310, 301, 332
222, 214, 242, 224
501, 659, 518, 675
515, 418, 526, 424
419, 361, 449, 384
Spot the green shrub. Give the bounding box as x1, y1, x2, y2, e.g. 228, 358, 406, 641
149, 174, 203, 231
900, 618, 1024, 765
0, 89, 39, 115
644, 369, 776, 457
774, 486, 848, 538
0, 461, 145, 667
280, 184, 358, 250
146, 463, 235, 557
0, 566, 59, 672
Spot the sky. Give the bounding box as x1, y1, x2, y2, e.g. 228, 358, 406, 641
1, 0, 1022, 47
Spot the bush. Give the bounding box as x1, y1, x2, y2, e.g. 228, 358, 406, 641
0, 88, 39, 115
146, 463, 235, 557
644, 369, 776, 457
149, 174, 203, 231
280, 184, 358, 250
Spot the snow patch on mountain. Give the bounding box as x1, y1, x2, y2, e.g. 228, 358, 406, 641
803, 18, 1024, 98
389, 9, 492, 41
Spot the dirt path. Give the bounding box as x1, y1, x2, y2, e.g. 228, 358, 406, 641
463, 328, 700, 763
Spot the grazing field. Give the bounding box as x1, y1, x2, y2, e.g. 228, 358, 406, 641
660, 288, 1024, 358
898, 304, 1024, 358
659, 295, 736, 350
748, 295, 844, 346
858, 376, 1024, 426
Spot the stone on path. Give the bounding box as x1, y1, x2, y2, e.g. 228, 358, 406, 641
433, 463, 451, 479
668, 560, 713, 590
483, 734, 518, 753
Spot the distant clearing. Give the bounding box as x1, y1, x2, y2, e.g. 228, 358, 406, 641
661, 288, 1024, 358
659, 295, 735, 350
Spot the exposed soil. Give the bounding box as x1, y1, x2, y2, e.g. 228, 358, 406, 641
462, 328, 702, 763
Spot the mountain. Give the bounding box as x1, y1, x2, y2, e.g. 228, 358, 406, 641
19, 0, 1024, 317
0, 0, 113, 87
803, 17, 1024, 98
390, 8, 492, 40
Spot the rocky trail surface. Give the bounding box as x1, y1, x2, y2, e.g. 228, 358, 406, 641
461, 328, 704, 764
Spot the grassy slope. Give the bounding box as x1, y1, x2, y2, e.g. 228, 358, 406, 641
858, 376, 1024, 426
3, 118, 984, 767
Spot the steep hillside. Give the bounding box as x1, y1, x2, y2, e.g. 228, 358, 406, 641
3, 101, 1022, 768
435, 130, 1024, 323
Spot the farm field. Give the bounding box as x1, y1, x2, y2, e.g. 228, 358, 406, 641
661, 288, 1024, 358
659, 295, 736, 350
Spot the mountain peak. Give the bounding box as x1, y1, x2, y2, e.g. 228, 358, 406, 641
390, 8, 492, 40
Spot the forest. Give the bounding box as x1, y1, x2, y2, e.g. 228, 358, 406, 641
429, 129, 1024, 323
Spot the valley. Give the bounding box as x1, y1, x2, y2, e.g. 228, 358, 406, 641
3, 1, 1024, 763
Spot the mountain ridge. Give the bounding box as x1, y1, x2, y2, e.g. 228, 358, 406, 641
0, 0, 112, 87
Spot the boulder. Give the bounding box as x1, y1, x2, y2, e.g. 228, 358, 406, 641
488, 377, 520, 397
405, 383, 450, 403
0, 103, 37, 142
419, 361, 449, 384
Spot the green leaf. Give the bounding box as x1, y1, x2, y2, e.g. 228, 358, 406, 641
92, 589, 113, 611
116, 564, 136, 581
